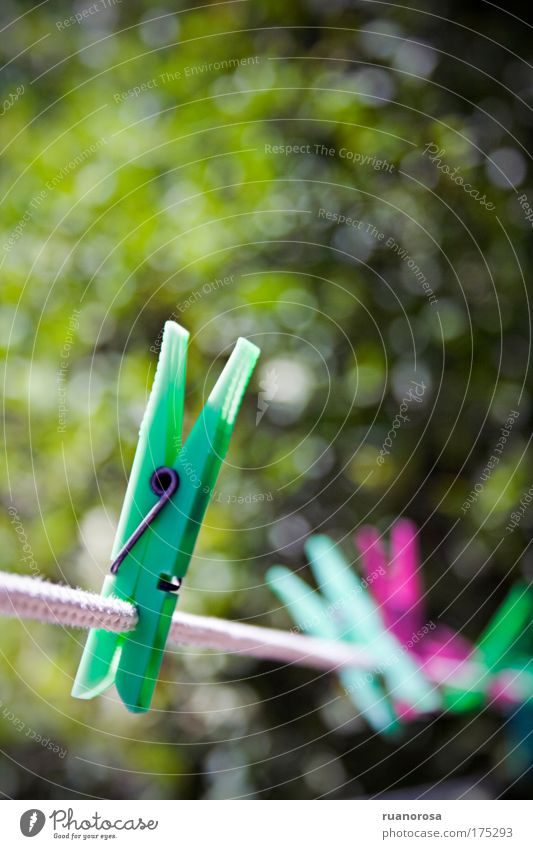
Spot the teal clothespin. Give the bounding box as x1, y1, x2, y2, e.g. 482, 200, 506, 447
267, 534, 441, 734
266, 564, 399, 735
72, 321, 259, 713
304, 536, 440, 717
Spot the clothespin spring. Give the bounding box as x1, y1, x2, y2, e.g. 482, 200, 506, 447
110, 465, 181, 593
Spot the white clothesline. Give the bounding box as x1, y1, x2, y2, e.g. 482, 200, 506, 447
0, 570, 530, 703
0, 570, 373, 670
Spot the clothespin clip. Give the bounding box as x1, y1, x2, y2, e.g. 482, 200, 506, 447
267, 534, 440, 735
355, 520, 481, 713
355, 520, 465, 655
266, 560, 399, 735
475, 583, 533, 705
72, 321, 259, 712
305, 535, 440, 718
475, 584, 533, 777
354, 521, 427, 646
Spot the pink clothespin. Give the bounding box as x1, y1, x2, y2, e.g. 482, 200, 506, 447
355, 519, 472, 664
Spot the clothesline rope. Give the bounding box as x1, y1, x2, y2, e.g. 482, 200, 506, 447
0, 570, 530, 702
0, 569, 373, 671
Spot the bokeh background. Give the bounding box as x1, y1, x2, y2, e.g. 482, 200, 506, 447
1, 0, 533, 799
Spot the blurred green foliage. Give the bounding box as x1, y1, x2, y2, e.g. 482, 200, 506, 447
1, 0, 532, 799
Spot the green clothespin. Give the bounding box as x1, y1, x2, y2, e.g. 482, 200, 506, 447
476, 583, 533, 672
440, 584, 533, 713
475, 584, 533, 777
72, 321, 259, 712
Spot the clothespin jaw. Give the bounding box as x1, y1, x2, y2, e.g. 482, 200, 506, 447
72, 321, 259, 713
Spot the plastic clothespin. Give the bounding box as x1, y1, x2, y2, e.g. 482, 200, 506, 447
72, 321, 259, 713
355, 521, 480, 713
476, 585, 533, 776
476, 583, 533, 703
267, 534, 440, 734
386, 520, 425, 644
305, 535, 440, 718
476, 584, 533, 670
355, 521, 429, 645
433, 584, 533, 713
266, 563, 399, 735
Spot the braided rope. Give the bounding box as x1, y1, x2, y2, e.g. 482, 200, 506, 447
0, 570, 372, 672
0, 571, 135, 631
2, 570, 531, 704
